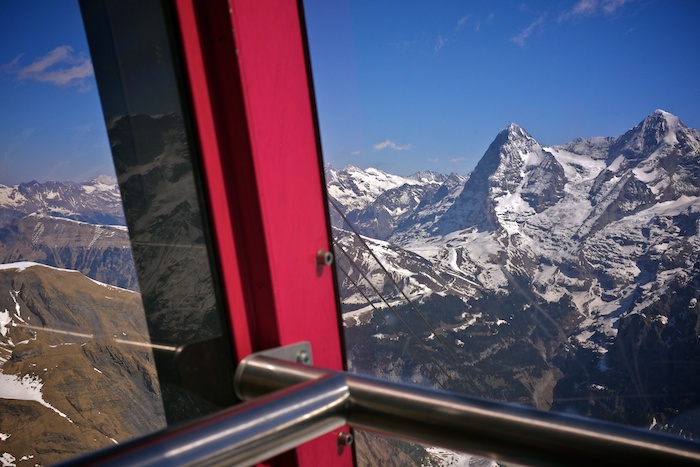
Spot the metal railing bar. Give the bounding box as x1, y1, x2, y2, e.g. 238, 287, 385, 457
61, 374, 349, 467
62, 352, 700, 467
236, 355, 700, 467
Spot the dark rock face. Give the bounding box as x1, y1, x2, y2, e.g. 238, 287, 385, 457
434, 127, 514, 234
106, 113, 219, 345
104, 113, 236, 424
0, 215, 138, 291
521, 151, 567, 212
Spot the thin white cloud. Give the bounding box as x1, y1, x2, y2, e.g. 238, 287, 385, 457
456, 15, 471, 31
434, 35, 447, 53
559, 0, 631, 22
475, 13, 494, 33
427, 158, 440, 163
10, 46, 93, 90
601, 0, 631, 14
350, 150, 361, 155
449, 157, 466, 163
573, 0, 598, 16
511, 14, 546, 46
373, 140, 413, 151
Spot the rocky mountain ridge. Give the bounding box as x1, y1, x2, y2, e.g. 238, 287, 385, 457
0, 214, 138, 291
331, 110, 700, 439
0, 177, 137, 293
326, 165, 467, 241
0, 263, 165, 465
0, 177, 124, 227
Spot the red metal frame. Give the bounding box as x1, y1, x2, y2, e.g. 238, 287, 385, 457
174, 0, 352, 465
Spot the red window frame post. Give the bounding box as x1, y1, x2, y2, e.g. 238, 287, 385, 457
173, 0, 353, 465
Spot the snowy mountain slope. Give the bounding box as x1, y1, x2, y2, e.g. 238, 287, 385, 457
0, 177, 124, 226
333, 227, 481, 325
326, 165, 426, 212
327, 165, 467, 240
334, 110, 700, 434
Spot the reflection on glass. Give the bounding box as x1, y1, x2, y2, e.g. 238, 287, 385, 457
0, 1, 165, 464
80, 0, 237, 424
304, 1, 700, 464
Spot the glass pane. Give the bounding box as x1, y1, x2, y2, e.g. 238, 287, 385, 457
1, 1, 238, 464
303, 0, 700, 464
80, 0, 237, 424
0, 1, 166, 464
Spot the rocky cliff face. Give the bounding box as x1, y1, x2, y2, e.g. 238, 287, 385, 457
0, 214, 138, 291
105, 113, 236, 424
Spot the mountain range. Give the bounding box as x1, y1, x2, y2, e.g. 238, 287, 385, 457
0, 178, 138, 292
1, 109, 698, 465
0, 112, 235, 464
329, 110, 700, 441
0, 177, 124, 227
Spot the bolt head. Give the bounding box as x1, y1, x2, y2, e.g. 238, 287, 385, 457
296, 350, 310, 364
337, 431, 353, 447
316, 249, 334, 266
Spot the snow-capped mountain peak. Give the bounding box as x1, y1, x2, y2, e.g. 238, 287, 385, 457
432, 122, 565, 234
326, 165, 423, 213
505, 121, 530, 138
493, 123, 545, 173
638, 109, 684, 146
332, 110, 700, 440
609, 109, 693, 163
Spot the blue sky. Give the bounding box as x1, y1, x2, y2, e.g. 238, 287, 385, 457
303, 0, 700, 176
0, 1, 698, 185
0, 1, 112, 185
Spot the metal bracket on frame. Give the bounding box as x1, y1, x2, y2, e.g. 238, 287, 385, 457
233, 341, 313, 400
249, 341, 312, 365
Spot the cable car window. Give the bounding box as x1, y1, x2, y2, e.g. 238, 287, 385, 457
0, 2, 165, 465
302, 0, 700, 464
80, 0, 236, 424
0, 1, 235, 464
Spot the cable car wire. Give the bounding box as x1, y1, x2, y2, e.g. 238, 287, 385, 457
334, 239, 458, 390
330, 199, 485, 397
335, 261, 449, 390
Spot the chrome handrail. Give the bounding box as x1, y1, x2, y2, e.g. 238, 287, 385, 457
236, 354, 700, 467
65, 350, 700, 467
63, 374, 349, 467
